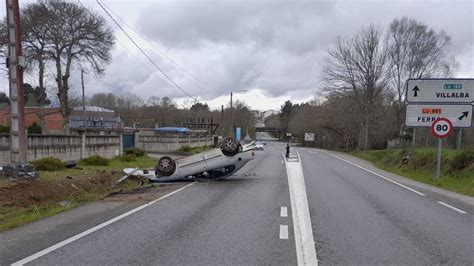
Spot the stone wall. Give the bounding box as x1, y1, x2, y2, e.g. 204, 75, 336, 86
135, 134, 214, 153
0, 134, 121, 165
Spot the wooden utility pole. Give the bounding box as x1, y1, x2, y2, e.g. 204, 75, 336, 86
6, 0, 27, 164
81, 69, 86, 131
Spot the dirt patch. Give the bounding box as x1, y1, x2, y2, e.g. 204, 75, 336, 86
0, 171, 122, 208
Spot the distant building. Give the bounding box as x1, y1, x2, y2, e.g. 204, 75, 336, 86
69, 106, 121, 132
0, 106, 122, 134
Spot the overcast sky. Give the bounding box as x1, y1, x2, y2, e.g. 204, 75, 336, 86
1, 0, 473, 111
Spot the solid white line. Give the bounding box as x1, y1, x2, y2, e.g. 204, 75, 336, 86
438, 201, 467, 214
281, 206, 288, 217
320, 151, 426, 196
282, 151, 318, 266
11, 182, 198, 266
279, 225, 289, 239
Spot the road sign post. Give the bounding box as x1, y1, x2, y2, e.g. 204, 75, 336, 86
405, 78, 473, 151
431, 118, 453, 179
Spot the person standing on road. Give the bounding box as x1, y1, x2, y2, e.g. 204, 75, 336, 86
286, 144, 290, 158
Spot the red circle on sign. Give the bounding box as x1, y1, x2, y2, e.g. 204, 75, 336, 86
431, 118, 453, 138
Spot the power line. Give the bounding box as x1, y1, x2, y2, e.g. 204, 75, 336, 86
95, 0, 193, 100
99, 1, 219, 92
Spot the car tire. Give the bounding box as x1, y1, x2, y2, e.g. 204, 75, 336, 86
155, 156, 176, 176
220, 137, 241, 156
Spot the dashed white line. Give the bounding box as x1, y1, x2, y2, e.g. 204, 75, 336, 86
320, 151, 426, 197
279, 225, 289, 239
11, 182, 198, 266
437, 201, 467, 214
280, 206, 288, 217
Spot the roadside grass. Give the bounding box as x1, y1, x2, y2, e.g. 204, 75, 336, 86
39, 155, 157, 182
351, 148, 474, 196
176, 145, 214, 155
0, 155, 157, 231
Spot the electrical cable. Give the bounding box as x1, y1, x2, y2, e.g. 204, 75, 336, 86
99, 1, 219, 92
95, 0, 193, 99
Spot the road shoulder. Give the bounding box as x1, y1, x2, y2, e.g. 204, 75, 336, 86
0, 183, 187, 265
309, 148, 473, 212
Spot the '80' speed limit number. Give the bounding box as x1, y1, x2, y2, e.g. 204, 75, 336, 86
431, 118, 453, 138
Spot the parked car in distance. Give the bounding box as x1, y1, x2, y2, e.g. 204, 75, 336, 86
255, 141, 264, 150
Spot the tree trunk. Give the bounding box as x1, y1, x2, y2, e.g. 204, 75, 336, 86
363, 114, 370, 150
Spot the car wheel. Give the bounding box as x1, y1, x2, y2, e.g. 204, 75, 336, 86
155, 156, 176, 176
221, 137, 241, 156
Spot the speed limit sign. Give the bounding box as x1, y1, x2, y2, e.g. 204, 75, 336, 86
431, 118, 453, 138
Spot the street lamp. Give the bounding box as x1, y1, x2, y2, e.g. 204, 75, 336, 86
230, 89, 247, 138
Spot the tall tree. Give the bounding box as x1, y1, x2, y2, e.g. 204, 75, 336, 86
280, 100, 293, 133
41, 0, 114, 130
323, 26, 390, 150
385, 17, 455, 135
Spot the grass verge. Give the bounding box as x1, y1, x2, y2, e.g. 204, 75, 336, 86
176, 145, 214, 155
351, 148, 474, 196
0, 156, 157, 231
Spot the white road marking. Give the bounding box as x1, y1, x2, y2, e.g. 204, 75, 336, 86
282, 151, 318, 266
438, 201, 467, 214
11, 182, 198, 266
320, 151, 426, 197
281, 206, 288, 217
280, 225, 289, 239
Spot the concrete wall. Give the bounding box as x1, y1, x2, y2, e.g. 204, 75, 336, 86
136, 134, 214, 153
0, 134, 121, 165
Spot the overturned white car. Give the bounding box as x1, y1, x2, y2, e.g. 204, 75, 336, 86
123, 138, 255, 182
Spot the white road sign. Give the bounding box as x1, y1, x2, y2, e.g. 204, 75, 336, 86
406, 79, 473, 103
304, 133, 315, 142
406, 104, 472, 128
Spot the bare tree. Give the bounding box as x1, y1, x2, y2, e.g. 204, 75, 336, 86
88, 92, 117, 109
323, 26, 390, 150
386, 17, 455, 102
386, 17, 456, 136
40, 0, 114, 130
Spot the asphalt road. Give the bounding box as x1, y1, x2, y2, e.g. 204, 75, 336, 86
2, 141, 473, 265
299, 147, 473, 265
5, 142, 297, 265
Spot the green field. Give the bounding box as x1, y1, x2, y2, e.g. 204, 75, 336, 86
351, 148, 474, 196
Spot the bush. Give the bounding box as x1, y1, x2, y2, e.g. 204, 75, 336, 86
177, 146, 192, 152
125, 148, 146, 157
80, 155, 109, 166
0, 125, 9, 133
31, 157, 65, 171
120, 154, 136, 162
447, 150, 474, 173
27, 122, 42, 134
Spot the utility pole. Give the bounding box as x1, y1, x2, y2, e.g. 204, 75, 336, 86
81, 69, 86, 131
221, 105, 224, 135
230, 92, 233, 138
6, 0, 27, 164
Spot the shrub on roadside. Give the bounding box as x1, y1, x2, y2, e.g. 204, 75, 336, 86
0, 125, 9, 133
178, 146, 192, 152
447, 150, 474, 174
80, 155, 109, 166
31, 157, 65, 171
120, 154, 136, 162
27, 122, 42, 134
125, 148, 146, 157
